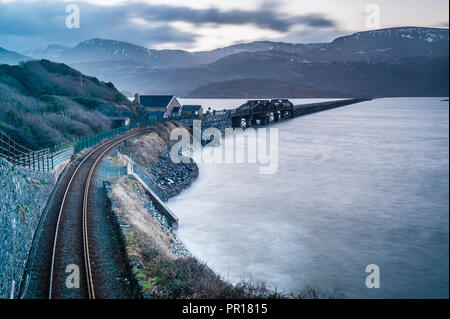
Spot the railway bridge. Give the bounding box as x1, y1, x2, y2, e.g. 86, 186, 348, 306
230, 98, 371, 128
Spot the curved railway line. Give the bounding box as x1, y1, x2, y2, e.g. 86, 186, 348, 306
17, 99, 370, 299
47, 127, 150, 299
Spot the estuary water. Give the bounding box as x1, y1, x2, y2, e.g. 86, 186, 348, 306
169, 98, 449, 298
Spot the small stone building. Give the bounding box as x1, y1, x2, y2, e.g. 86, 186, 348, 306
180, 105, 203, 118
134, 94, 181, 119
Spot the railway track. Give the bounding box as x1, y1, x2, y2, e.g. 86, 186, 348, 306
48, 127, 150, 299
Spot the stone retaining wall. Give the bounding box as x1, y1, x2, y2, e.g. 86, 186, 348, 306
0, 158, 57, 299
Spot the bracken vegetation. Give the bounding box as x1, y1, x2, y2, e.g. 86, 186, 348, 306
133, 245, 319, 299
0, 60, 140, 150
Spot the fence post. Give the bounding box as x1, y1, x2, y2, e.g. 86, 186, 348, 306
12, 138, 17, 166
7, 135, 11, 163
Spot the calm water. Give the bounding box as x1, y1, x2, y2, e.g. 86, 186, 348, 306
168, 98, 449, 298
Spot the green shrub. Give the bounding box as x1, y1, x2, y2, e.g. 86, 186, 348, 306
142, 281, 153, 293
40, 95, 67, 113
114, 93, 127, 103
71, 96, 103, 109
135, 270, 147, 281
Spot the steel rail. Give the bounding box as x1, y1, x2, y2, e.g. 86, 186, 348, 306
82, 129, 147, 299
48, 128, 149, 299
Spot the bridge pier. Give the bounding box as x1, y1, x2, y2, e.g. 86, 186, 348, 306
231, 116, 242, 128
281, 110, 294, 119
273, 112, 280, 122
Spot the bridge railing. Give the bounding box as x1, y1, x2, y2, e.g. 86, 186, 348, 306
1, 113, 199, 172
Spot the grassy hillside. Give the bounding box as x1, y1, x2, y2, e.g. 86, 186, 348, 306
0, 60, 140, 150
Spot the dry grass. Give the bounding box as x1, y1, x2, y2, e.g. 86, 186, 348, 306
111, 176, 176, 260
130, 132, 166, 164
129, 121, 189, 165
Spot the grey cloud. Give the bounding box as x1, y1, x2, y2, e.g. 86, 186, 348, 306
0, 1, 336, 52
135, 4, 336, 32
292, 14, 336, 28
0, 2, 196, 51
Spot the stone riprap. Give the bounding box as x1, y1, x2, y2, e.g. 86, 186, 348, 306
180, 114, 232, 136
144, 150, 198, 199
0, 158, 57, 299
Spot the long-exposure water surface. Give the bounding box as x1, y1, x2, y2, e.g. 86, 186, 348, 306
169, 97, 449, 298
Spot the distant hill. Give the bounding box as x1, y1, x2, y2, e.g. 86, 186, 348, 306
22, 44, 69, 60
0, 47, 32, 65
185, 53, 448, 98
0, 60, 139, 150
187, 78, 347, 98
13, 26, 450, 97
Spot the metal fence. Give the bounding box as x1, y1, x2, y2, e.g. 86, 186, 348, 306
1, 113, 199, 172
0, 130, 52, 172
204, 109, 235, 117
73, 123, 136, 154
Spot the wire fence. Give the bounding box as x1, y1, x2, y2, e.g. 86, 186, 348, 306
0, 113, 199, 173
0, 130, 52, 172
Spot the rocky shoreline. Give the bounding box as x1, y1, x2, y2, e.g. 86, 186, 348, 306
127, 121, 199, 201
105, 120, 314, 298
145, 151, 198, 200
136, 186, 190, 258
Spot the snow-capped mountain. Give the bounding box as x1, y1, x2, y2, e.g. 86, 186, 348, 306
45, 38, 203, 68
17, 26, 448, 69
3, 26, 447, 97
315, 27, 449, 61
356, 27, 448, 42
26, 38, 322, 68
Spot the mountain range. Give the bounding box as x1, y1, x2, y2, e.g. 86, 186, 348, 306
0, 47, 32, 65
1, 26, 449, 97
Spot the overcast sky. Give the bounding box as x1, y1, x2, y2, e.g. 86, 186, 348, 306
0, 0, 448, 52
